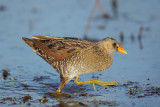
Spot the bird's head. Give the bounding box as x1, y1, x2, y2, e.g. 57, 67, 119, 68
98, 37, 127, 54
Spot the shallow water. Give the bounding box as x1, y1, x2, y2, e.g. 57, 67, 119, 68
0, 0, 160, 106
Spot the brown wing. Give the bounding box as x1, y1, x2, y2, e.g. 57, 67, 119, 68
31, 36, 94, 61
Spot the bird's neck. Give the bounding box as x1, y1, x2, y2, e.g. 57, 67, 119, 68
94, 50, 113, 71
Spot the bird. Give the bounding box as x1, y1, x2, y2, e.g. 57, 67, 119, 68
22, 36, 127, 93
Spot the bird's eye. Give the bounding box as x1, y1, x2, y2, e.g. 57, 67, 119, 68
112, 43, 116, 47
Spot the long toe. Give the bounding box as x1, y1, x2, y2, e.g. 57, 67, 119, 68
93, 80, 119, 87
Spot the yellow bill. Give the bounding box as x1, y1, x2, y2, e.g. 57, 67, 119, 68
118, 45, 127, 54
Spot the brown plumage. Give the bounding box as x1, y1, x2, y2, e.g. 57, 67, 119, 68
22, 36, 127, 93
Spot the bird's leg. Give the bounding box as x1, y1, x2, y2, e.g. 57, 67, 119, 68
74, 76, 119, 91
56, 76, 71, 93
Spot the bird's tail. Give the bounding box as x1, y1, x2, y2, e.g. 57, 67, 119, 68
22, 37, 34, 49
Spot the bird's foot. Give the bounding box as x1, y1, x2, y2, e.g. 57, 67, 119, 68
74, 76, 119, 91
91, 80, 119, 91
56, 89, 61, 93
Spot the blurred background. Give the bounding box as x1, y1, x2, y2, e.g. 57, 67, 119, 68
0, 0, 160, 106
